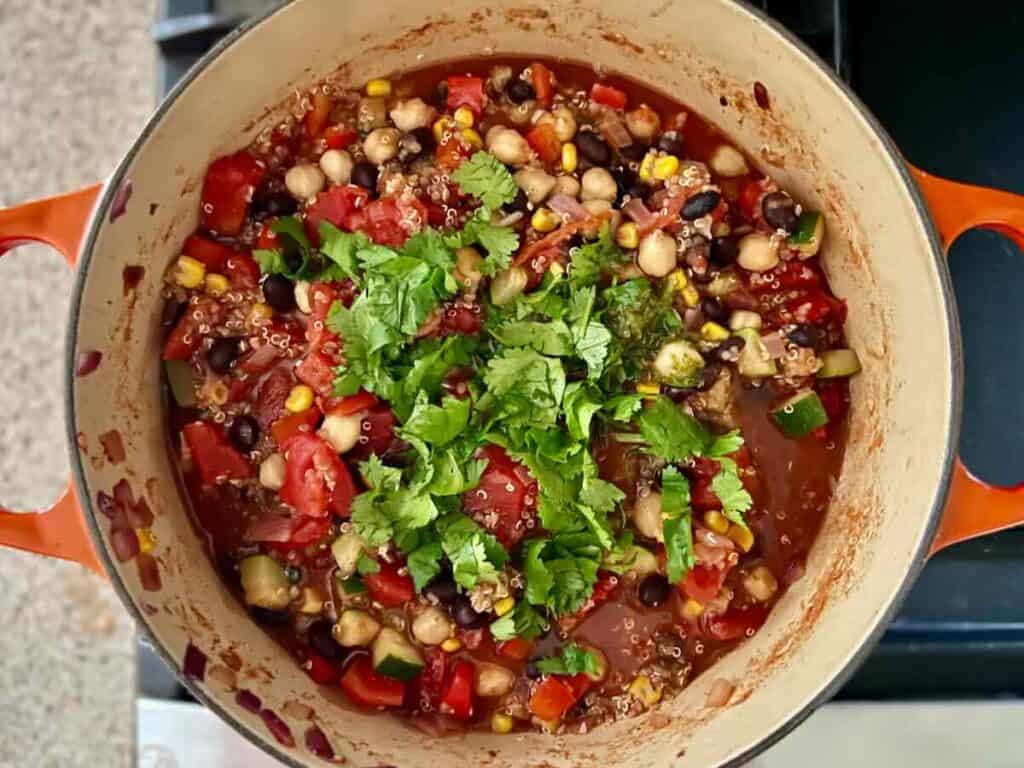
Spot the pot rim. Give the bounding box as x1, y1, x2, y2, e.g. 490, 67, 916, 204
62, 1, 962, 765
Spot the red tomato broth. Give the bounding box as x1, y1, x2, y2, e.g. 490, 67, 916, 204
162, 56, 852, 736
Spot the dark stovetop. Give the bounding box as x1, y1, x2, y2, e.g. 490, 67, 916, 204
142, 0, 1024, 700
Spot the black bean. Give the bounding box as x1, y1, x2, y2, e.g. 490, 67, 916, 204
575, 131, 611, 166
506, 79, 536, 104
762, 191, 799, 233
612, 168, 645, 205
508, 188, 530, 213
262, 274, 296, 312
400, 127, 434, 159
787, 324, 822, 348
698, 362, 723, 390
308, 620, 346, 662
710, 235, 740, 265
638, 573, 671, 607
657, 130, 684, 156
452, 596, 487, 628
424, 578, 459, 605
618, 144, 648, 162
161, 299, 186, 329
525, 662, 542, 679
207, 337, 239, 374
251, 186, 298, 220
351, 162, 379, 191
229, 415, 260, 451
701, 297, 730, 324
710, 337, 745, 364
681, 190, 722, 220
249, 606, 291, 627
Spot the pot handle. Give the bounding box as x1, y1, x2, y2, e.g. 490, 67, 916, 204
911, 166, 1024, 554
0, 184, 107, 576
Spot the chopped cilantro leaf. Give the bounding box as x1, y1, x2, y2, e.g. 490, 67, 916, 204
492, 319, 574, 356
482, 348, 567, 428
436, 513, 508, 590
711, 458, 753, 530
401, 393, 471, 448
707, 430, 745, 458
356, 553, 380, 575
637, 396, 711, 462
661, 467, 695, 584
569, 224, 627, 287
490, 601, 546, 641
450, 151, 519, 210
535, 643, 601, 676
406, 536, 444, 592
446, 208, 519, 276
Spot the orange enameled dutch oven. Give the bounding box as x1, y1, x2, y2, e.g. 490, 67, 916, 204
2, 1, 1024, 765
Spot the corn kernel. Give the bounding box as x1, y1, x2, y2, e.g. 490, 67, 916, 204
682, 598, 705, 619
441, 638, 462, 653
652, 155, 680, 180
462, 128, 483, 148
728, 523, 754, 552
628, 675, 663, 707
494, 597, 515, 617
135, 528, 156, 554
638, 151, 657, 183
636, 382, 661, 397
174, 255, 206, 288
365, 78, 391, 97
703, 510, 730, 535
453, 106, 475, 128
285, 384, 315, 413
666, 269, 688, 293
561, 142, 578, 174
432, 116, 454, 143
491, 713, 515, 734
681, 284, 700, 308
204, 273, 229, 296
615, 222, 639, 250
531, 208, 560, 233
247, 302, 273, 325
700, 322, 731, 342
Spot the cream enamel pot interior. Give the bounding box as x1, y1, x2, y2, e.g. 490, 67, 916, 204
3, 0, 1024, 765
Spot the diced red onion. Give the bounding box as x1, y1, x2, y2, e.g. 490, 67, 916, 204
75, 349, 102, 377
113, 478, 134, 512
236, 689, 262, 713
110, 528, 139, 562
707, 678, 735, 707
599, 111, 633, 149
761, 331, 787, 359
621, 197, 655, 227
137, 553, 162, 591
244, 514, 297, 543
547, 193, 589, 221
96, 491, 118, 520
240, 343, 281, 374
183, 642, 207, 682
695, 527, 736, 550
304, 726, 334, 760
260, 709, 295, 748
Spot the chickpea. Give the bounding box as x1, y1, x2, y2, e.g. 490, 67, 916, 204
411, 606, 453, 646
580, 167, 617, 203
487, 127, 531, 166
743, 565, 779, 602
551, 106, 578, 142
513, 167, 556, 205
258, 454, 286, 490
363, 128, 400, 166
637, 229, 678, 277
319, 412, 362, 454
284, 163, 325, 200
553, 174, 581, 198
736, 232, 779, 272
475, 663, 516, 698
389, 97, 433, 132
319, 149, 353, 185
633, 491, 664, 541
709, 144, 750, 177
625, 104, 662, 142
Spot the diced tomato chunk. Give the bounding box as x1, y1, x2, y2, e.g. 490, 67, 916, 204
305, 184, 370, 243
163, 314, 200, 361
254, 368, 293, 428
295, 351, 337, 397
736, 179, 764, 222
340, 656, 405, 708
530, 62, 554, 107
183, 234, 236, 271
182, 421, 252, 485
496, 637, 533, 661
528, 676, 578, 721
200, 151, 266, 236
690, 477, 722, 512
590, 83, 627, 110
329, 390, 378, 417
446, 75, 485, 115
816, 379, 850, 423
270, 407, 322, 446
526, 123, 561, 166
364, 563, 415, 608
745, 259, 822, 295
702, 604, 769, 641
438, 301, 483, 337
307, 653, 340, 685
680, 563, 728, 601
256, 220, 280, 250
224, 252, 261, 289
325, 125, 358, 150
462, 444, 538, 548
414, 647, 449, 709
435, 132, 471, 171
279, 434, 355, 518
286, 516, 333, 547
784, 289, 847, 327
439, 659, 475, 720
347, 404, 399, 461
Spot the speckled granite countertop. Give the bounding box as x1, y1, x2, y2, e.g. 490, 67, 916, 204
0, 1, 156, 766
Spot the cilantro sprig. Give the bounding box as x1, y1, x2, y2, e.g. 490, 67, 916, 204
535, 643, 601, 676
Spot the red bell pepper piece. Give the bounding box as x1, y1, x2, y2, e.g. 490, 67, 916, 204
279, 434, 356, 518
446, 75, 485, 115
496, 637, 533, 661
307, 653, 339, 685
183, 234, 236, 271
363, 563, 415, 608
702, 604, 769, 641
270, 407, 322, 446
529, 676, 578, 721
526, 123, 561, 166
329, 390, 378, 417
325, 125, 358, 150
439, 660, 475, 720
530, 62, 554, 107
200, 150, 266, 236
182, 421, 252, 485
340, 656, 406, 708
590, 83, 628, 110
295, 350, 337, 397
